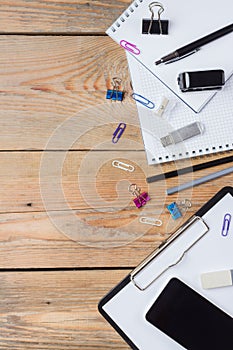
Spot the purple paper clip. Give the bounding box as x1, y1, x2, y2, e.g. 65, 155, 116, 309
221, 213, 231, 237
131, 93, 155, 109
120, 40, 141, 55
128, 184, 150, 208
112, 123, 126, 143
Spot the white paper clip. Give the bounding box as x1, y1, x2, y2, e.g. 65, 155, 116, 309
139, 217, 162, 226
112, 160, 135, 172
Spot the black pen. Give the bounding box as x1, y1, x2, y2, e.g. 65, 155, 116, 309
155, 23, 233, 65
146, 154, 233, 183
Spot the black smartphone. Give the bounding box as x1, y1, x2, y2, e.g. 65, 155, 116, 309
146, 278, 233, 350
177, 69, 225, 92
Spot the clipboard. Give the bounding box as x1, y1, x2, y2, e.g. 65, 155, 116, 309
98, 187, 233, 350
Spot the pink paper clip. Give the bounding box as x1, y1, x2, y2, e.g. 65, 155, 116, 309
120, 40, 141, 55
128, 184, 150, 208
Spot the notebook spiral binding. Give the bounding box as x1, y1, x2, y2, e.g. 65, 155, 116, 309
110, 0, 144, 32
154, 144, 233, 163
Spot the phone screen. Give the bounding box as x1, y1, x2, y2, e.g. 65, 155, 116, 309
146, 278, 233, 350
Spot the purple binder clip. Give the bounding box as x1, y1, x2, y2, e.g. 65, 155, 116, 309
128, 184, 150, 208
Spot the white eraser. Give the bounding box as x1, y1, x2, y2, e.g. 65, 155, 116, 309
201, 270, 233, 289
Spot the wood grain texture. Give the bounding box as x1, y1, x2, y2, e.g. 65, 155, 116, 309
0, 150, 231, 268
0, 209, 171, 268
0, 35, 137, 150
0, 150, 231, 213
0, 0, 132, 34
0, 270, 130, 349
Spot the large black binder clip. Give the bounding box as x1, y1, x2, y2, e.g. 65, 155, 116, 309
142, 2, 169, 35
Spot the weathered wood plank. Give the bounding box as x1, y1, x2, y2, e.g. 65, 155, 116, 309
0, 35, 139, 150
0, 209, 181, 268
0, 0, 131, 34
0, 150, 231, 213
0, 150, 231, 268
0, 270, 130, 349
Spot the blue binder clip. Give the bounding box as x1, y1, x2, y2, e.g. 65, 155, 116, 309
112, 123, 126, 143
167, 202, 182, 220
106, 77, 124, 101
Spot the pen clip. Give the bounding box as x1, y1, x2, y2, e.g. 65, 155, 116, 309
165, 49, 200, 64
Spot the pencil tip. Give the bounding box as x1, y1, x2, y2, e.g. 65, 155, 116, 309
155, 60, 162, 65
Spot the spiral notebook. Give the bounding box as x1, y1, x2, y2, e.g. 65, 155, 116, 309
106, 0, 233, 113
127, 53, 233, 164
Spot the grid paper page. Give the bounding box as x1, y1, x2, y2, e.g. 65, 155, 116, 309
106, 0, 233, 112
127, 53, 233, 164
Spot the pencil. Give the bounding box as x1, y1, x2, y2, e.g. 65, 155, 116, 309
167, 165, 233, 195
147, 155, 233, 183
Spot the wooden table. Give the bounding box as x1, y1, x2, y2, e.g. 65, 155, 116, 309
0, 1, 232, 349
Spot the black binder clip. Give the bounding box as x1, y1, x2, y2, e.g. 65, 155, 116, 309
142, 2, 169, 35
106, 77, 124, 101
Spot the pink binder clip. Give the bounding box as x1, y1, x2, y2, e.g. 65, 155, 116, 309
120, 40, 141, 55
128, 184, 150, 208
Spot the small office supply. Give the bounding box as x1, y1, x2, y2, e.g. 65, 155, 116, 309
106, 77, 124, 101
160, 121, 203, 147
120, 40, 140, 55
131, 93, 155, 109
99, 187, 233, 350
155, 96, 169, 116
107, 0, 233, 112
127, 51, 233, 165
167, 202, 182, 220
201, 270, 233, 290
139, 216, 162, 226
142, 2, 169, 35
146, 278, 233, 349
112, 160, 135, 172
106, 89, 124, 101
221, 213, 231, 237
128, 184, 150, 208
112, 122, 126, 143
146, 155, 233, 183
177, 70, 225, 92
178, 199, 192, 210
167, 165, 233, 195
155, 23, 233, 65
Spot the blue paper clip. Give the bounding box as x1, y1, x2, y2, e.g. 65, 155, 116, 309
167, 202, 182, 220
221, 213, 231, 237
131, 93, 155, 109
112, 123, 126, 143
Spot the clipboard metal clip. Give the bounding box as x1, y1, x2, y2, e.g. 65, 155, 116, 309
130, 215, 209, 291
